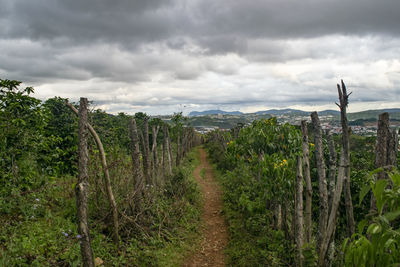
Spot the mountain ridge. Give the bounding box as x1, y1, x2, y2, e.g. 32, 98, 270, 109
189, 110, 243, 116
188, 108, 400, 117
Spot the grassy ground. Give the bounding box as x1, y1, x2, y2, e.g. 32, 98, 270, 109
0, 148, 202, 266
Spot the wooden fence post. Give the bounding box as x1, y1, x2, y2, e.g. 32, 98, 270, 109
143, 117, 151, 183
311, 111, 328, 253
76, 97, 94, 267
301, 120, 312, 244
130, 118, 144, 210
295, 155, 304, 266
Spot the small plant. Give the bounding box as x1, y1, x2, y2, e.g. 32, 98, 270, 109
200, 168, 206, 179
342, 170, 400, 267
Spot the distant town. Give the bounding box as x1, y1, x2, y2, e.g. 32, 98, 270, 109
158, 108, 400, 136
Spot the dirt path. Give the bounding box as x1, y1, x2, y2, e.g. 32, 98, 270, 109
183, 148, 228, 267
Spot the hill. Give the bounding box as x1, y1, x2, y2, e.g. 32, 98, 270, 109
189, 110, 243, 116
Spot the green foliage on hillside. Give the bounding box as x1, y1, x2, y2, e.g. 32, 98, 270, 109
0, 149, 201, 266
0, 78, 202, 266
206, 116, 397, 266
206, 118, 303, 265
0, 79, 48, 193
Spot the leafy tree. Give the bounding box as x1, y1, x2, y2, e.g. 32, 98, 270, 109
171, 112, 187, 139
40, 97, 78, 175
0, 78, 46, 191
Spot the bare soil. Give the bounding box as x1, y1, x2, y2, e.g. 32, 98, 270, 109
182, 148, 228, 267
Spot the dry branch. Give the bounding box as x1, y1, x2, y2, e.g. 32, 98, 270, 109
66, 101, 119, 244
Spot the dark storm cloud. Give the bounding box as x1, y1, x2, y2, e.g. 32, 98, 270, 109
2, 0, 400, 50
191, 0, 400, 53
1, 0, 182, 47
1, 0, 399, 114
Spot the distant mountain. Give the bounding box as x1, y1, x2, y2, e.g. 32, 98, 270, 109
318, 110, 340, 116
189, 110, 243, 116
255, 109, 309, 116
348, 109, 400, 120
188, 108, 400, 120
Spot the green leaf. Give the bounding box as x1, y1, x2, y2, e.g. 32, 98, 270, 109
371, 179, 388, 214
342, 237, 349, 251
383, 210, 400, 222
357, 219, 368, 234
367, 223, 381, 235
390, 172, 400, 187
359, 184, 371, 205
368, 167, 384, 179
384, 238, 395, 249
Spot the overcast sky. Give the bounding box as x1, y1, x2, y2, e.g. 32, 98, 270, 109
1, 0, 399, 115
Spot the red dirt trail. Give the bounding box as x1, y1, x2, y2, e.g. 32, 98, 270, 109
182, 148, 228, 267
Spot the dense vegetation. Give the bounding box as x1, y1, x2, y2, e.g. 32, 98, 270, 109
0, 78, 202, 266
205, 100, 399, 265
2, 77, 399, 266
206, 119, 303, 266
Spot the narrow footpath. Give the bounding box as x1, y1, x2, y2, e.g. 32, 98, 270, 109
183, 148, 228, 267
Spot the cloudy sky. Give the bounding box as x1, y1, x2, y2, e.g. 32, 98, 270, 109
1, 0, 400, 115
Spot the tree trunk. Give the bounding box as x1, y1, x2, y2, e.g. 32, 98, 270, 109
176, 134, 181, 167
327, 131, 337, 211
151, 125, 160, 180
326, 131, 337, 266
295, 155, 304, 266
183, 128, 188, 157
162, 132, 166, 176
371, 113, 397, 212
163, 125, 172, 175
129, 118, 144, 210
76, 98, 94, 267
143, 117, 151, 183
337, 80, 355, 238
374, 112, 389, 179
387, 129, 398, 168
318, 80, 353, 265
311, 111, 328, 252
301, 120, 312, 243
167, 127, 173, 168
66, 101, 119, 245
318, 151, 345, 267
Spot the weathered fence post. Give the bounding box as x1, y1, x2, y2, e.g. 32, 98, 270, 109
176, 134, 181, 167
130, 118, 144, 210
151, 125, 160, 180
163, 125, 172, 175
143, 117, 151, 183
326, 130, 337, 264
311, 111, 328, 253
167, 127, 173, 171
76, 97, 94, 267
301, 120, 312, 243
371, 112, 398, 212
295, 155, 304, 267
336, 80, 355, 238
316, 80, 353, 266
